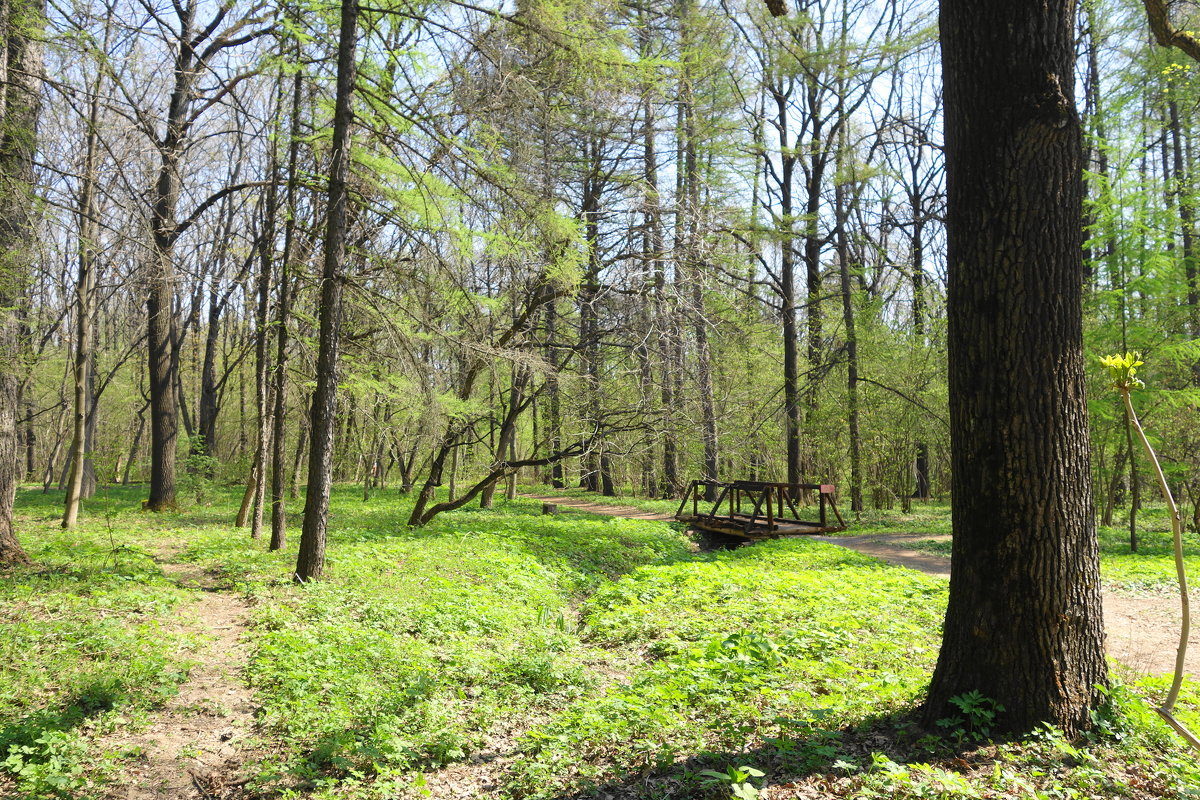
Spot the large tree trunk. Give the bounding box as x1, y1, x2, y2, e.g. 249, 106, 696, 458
925, 0, 1107, 736
295, 0, 357, 581
144, 5, 202, 511
0, 0, 41, 565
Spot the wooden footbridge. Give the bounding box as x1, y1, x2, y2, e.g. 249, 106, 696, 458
675, 480, 846, 541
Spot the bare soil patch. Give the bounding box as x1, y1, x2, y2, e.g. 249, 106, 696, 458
518, 493, 676, 522
98, 556, 256, 799
812, 533, 952, 577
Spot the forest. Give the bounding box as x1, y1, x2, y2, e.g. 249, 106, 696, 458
4, 0, 1200, 796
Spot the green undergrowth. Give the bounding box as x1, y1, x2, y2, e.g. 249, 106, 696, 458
5, 485, 1200, 799
836, 500, 955, 536
0, 495, 195, 799
223, 500, 693, 794
505, 539, 948, 798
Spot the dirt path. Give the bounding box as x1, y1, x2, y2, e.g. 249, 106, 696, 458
520, 496, 1198, 681
518, 493, 677, 522
99, 556, 256, 799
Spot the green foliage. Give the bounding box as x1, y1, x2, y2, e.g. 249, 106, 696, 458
1, 728, 89, 797
1099, 351, 1146, 391
935, 691, 1004, 743
9, 486, 1200, 799
506, 538, 946, 798
0, 497, 194, 797
698, 763, 765, 799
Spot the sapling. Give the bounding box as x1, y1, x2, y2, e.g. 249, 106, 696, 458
1100, 352, 1198, 748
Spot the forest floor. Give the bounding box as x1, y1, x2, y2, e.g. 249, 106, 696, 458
93, 549, 257, 799
5, 486, 1200, 800
526, 493, 1200, 680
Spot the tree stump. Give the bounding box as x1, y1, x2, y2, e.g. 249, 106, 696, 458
542, 503, 558, 515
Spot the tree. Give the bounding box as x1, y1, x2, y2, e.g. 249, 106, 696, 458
0, 0, 42, 565
141, 0, 270, 511
294, 0, 358, 582
62, 56, 104, 530
924, 0, 1107, 735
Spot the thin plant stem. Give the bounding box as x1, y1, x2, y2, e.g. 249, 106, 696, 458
1121, 388, 1192, 719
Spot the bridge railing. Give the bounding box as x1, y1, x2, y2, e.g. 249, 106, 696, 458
675, 479, 845, 534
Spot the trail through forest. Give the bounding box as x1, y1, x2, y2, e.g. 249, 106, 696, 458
98, 552, 255, 799
522, 494, 1199, 680
517, 493, 677, 521
79, 499, 1194, 799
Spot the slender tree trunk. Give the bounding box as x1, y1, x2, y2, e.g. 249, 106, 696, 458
506, 428, 517, 500
123, 404, 146, 485
195, 284, 221, 468
771, 83, 803, 491
925, 0, 1107, 736
579, 150, 602, 494
1169, 100, 1198, 339
835, 168, 863, 514
910, 155, 931, 500
679, 0, 717, 497
249, 160, 278, 538
289, 421, 307, 500
23, 403, 33, 480
81, 363, 97, 498
271, 45, 304, 553
545, 299, 564, 489
1100, 433, 1127, 527
644, 100, 677, 497
235, 468, 256, 526
62, 83, 101, 529
1125, 404, 1140, 552
296, 0, 357, 581
801, 124, 827, 474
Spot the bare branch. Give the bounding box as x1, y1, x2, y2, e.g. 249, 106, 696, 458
1143, 0, 1200, 63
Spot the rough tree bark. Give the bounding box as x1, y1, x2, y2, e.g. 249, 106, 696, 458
924, 0, 1107, 735
295, 0, 357, 582
0, 0, 41, 565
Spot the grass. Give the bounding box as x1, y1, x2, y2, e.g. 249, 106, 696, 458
2, 483, 1200, 799
0, 489, 195, 798
868, 502, 1200, 594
